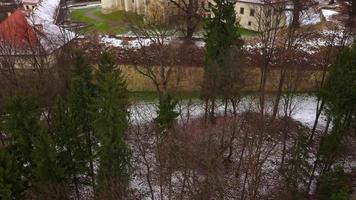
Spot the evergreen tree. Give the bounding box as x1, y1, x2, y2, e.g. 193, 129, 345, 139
318, 41, 356, 171
68, 51, 97, 189
31, 126, 64, 186
312, 41, 356, 198
28, 122, 68, 199
155, 94, 179, 134
1, 97, 42, 190
92, 53, 130, 198
52, 97, 87, 199
316, 166, 352, 200
202, 0, 244, 120
51, 52, 97, 197
0, 96, 65, 199
283, 130, 311, 199
0, 148, 23, 200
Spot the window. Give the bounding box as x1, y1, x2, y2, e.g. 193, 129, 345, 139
248, 21, 252, 26
240, 7, 244, 14
250, 9, 255, 16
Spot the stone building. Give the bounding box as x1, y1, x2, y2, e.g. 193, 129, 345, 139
101, 0, 147, 15
235, 0, 288, 31
101, 0, 288, 30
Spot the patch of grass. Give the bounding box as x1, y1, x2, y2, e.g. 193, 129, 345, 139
238, 27, 257, 36
71, 7, 256, 36
70, 8, 93, 22
70, 6, 143, 34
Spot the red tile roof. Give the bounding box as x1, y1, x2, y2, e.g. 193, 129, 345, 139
0, 9, 41, 50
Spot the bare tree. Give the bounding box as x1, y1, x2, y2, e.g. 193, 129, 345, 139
0, 12, 75, 106
168, 0, 207, 39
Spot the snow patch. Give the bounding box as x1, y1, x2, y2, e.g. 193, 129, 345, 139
321, 9, 339, 21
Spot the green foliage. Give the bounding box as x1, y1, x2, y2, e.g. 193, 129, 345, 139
69, 51, 97, 182
318, 41, 356, 173
52, 98, 88, 184
0, 148, 23, 200
283, 131, 311, 198
31, 126, 64, 186
52, 52, 96, 194
155, 94, 179, 132
69, 6, 143, 34
316, 166, 352, 200
203, 0, 244, 100
1, 97, 42, 188
93, 53, 130, 185
320, 41, 356, 129
0, 96, 65, 198
204, 0, 243, 67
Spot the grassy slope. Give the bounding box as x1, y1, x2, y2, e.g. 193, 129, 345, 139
70, 6, 143, 34
70, 6, 256, 36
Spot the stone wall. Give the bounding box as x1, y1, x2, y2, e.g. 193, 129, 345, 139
120, 65, 324, 92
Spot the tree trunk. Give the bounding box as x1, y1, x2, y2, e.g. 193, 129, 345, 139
352, 0, 356, 16
292, 0, 301, 27
272, 69, 286, 120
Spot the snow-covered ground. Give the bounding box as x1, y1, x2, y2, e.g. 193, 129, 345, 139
129, 95, 328, 130
286, 6, 322, 26
321, 9, 339, 21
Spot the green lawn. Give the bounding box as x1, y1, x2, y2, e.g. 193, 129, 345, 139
70, 6, 143, 34
238, 27, 257, 36
70, 6, 257, 36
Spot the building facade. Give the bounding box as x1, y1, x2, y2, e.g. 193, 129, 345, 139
235, 0, 288, 31
101, 0, 288, 31
102, 0, 147, 15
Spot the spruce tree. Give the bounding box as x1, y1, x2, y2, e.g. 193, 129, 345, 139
203, 0, 244, 120
283, 130, 311, 198
313, 41, 356, 197
318, 41, 356, 171
52, 52, 97, 197
0, 96, 64, 198
0, 148, 23, 200
68, 51, 97, 190
92, 53, 130, 198
155, 94, 179, 134
1, 97, 42, 190
52, 97, 87, 199
31, 126, 64, 186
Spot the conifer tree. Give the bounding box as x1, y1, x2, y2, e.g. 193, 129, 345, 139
202, 0, 244, 120
318, 41, 356, 171
52, 52, 97, 197
1, 96, 65, 199
310, 41, 356, 196
52, 97, 87, 199
283, 131, 311, 198
68, 51, 97, 190
0, 148, 23, 200
92, 53, 130, 198
31, 126, 64, 186
155, 94, 179, 134
1, 97, 42, 190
